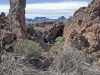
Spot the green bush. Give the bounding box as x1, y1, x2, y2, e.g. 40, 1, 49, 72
55, 36, 64, 42
58, 46, 63, 50
88, 52, 98, 61
60, 41, 65, 46
55, 36, 65, 51
74, 50, 85, 58
14, 40, 41, 58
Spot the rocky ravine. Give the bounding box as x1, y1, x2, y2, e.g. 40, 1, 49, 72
0, 0, 100, 75
0, 0, 65, 72
0, 0, 64, 52
64, 0, 100, 54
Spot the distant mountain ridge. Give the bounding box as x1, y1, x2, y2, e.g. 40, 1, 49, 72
26, 16, 66, 24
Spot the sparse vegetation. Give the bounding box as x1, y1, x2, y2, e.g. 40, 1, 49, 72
1, 0, 100, 75
88, 52, 98, 61
74, 50, 85, 58
55, 36, 65, 50
1, 46, 100, 75
55, 36, 65, 46
55, 36, 64, 42
60, 41, 65, 46
48, 47, 100, 75
14, 40, 41, 58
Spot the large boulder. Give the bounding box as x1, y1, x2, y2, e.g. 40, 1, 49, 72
29, 56, 54, 70
2, 31, 17, 45
69, 30, 90, 50
26, 25, 35, 36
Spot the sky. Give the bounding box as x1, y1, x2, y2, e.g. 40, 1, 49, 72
0, 0, 92, 19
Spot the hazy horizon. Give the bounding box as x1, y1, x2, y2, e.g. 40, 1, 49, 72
0, 0, 92, 19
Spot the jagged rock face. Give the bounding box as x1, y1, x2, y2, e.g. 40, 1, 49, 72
64, 0, 100, 53
34, 22, 64, 43
8, 0, 26, 39
69, 30, 90, 50
46, 22, 64, 42
0, 0, 29, 52
31, 22, 64, 51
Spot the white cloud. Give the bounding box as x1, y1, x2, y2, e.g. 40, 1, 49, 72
26, 1, 88, 18
26, 1, 88, 11
0, 1, 88, 19
0, 5, 10, 12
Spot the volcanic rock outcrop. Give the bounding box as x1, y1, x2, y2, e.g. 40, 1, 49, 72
0, 0, 64, 53
0, 12, 12, 52
34, 22, 64, 43
43, 22, 64, 43
64, 0, 100, 53
30, 22, 64, 51
0, 0, 27, 52
8, 0, 27, 39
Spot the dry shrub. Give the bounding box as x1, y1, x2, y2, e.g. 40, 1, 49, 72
48, 46, 100, 75
0, 46, 100, 75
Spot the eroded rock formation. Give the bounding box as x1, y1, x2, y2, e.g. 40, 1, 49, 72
29, 22, 64, 51
43, 22, 64, 43
0, 0, 27, 52
34, 22, 64, 43
64, 0, 100, 53
8, 0, 27, 39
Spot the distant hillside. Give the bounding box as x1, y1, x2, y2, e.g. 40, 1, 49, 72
26, 16, 66, 24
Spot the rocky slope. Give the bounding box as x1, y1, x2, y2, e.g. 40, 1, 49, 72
64, 0, 100, 54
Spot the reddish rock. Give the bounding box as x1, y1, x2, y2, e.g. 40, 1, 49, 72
64, 0, 100, 53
